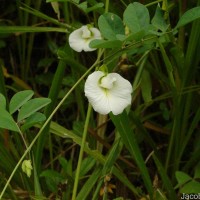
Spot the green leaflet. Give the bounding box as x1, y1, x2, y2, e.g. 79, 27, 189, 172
17, 98, 51, 122
176, 6, 200, 29
0, 108, 19, 132
123, 2, 150, 34
98, 13, 125, 40
9, 90, 34, 115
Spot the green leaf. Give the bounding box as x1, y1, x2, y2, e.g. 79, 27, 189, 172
98, 13, 125, 40
176, 7, 200, 29
151, 6, 169, 32
21, 112, 46, 131
123, 2, 150, 33
0, 93, 6, 109
175, 171, 192, 186
17, 98, 51, 122
0, 108, 19, 132
9, 90, 34, 114
89, 39, 122, 48
180, 180, 200, 193
141, 69, 152, 103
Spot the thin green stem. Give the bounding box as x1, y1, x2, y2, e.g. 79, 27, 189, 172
146, 0, 163, 7
18, 126, 32, 160
105, 0, 109, 13
71, 104, 92, 200
18, 128, 28, 150
0, 50, 104, 199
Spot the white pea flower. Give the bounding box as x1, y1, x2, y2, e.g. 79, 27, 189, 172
69, 25, 102, 52
84, 71, 133, 115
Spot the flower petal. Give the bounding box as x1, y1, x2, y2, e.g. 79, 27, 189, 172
82, 39, 97, 52
82, 26, 92, 38
90, 27, 102, 39
84, 71, 112, 115
108, 73, 132, 115
69, 28, 86, 52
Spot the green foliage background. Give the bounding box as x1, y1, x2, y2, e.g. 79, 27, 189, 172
0, 0, 200, 199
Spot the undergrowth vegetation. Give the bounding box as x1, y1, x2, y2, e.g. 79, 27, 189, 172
0, 0, 200, 199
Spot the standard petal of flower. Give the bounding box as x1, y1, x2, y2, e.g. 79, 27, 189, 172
90, 27, 102, 39
69, 29, 86, 52
107, 73, 132, 115
85, 71, 133, 115
84, 71, 112, 115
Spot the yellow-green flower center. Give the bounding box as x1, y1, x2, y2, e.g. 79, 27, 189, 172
82, 27, 92, 39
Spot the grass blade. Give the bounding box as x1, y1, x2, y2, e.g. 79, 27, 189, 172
110, 111, 153, 198
153, 154, 176, 199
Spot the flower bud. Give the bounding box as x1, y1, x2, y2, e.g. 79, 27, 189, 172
22, 160, 33, 178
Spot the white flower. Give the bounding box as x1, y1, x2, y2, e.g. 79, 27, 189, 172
69, 25, 102, 52
84, 71, 133, 115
